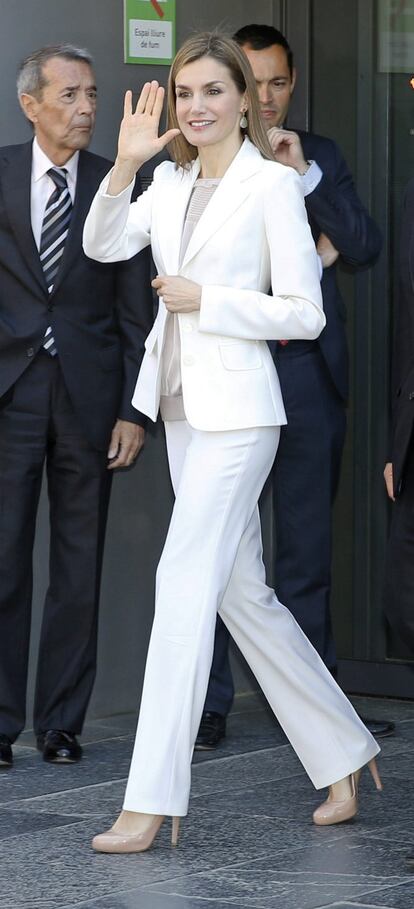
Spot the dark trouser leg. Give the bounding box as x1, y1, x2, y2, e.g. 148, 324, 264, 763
0, 360, 49, 741
384, 440, 414, 653
203, 615, 235, 715
273, 344, 346, 671
33, 363, 112, 735
203, 344, 346, 713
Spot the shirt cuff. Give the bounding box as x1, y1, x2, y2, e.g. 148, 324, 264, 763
301, 160, 323, 196
317, 255, 323, 279
100, 167, 135, 199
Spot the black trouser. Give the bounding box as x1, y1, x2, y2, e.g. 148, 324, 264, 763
384, 438, 414, 653
204, 342, 346, 716
0, 351, 112, 740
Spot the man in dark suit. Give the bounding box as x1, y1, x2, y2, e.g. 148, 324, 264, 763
383, 180, 414, 870
196, 24, 387, 751
0, 45, 152, 766
383, 179, 414, 654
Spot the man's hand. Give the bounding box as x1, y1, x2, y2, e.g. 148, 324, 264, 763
152, 275, 201, 313
267, 127, 309, 174
107, 420, 145, 469
384, 462, 395, 501
317, 232, 339, 268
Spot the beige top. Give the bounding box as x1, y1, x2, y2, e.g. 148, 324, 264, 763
159, 178, 220, 422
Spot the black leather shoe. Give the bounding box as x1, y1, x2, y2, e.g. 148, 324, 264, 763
194, 711, 226, 751
359, 716, 395, 738
37, 730, 82, 763
0, 734, 13, 767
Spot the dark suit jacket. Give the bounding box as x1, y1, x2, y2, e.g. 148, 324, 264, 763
390, 179, 414, 496
298, 131, 382, 401
0, 141, 153, 451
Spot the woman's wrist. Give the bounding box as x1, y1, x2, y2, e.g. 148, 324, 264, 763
107, 157, 144, 196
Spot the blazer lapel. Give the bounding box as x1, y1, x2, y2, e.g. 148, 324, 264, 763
154, 158, 200, 274
180, 138, 263, 271
0, 141, 48, 295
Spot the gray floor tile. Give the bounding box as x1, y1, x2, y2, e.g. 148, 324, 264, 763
191, 745, 303, 797
350, 697, 413, 724
146, 873, 391, 909
0, 811, 337, 908
18, 721, 134, 749
189, 770, 382, 826
0, 737, 133, 807
229, 691, 267, 713
62, 892, 261, 908
3, 695, 414, 909
0, 806, 83, 839
145, 836, 410, 908
364, 818, 414, 847
312, 902, 405, 909
370, 733, 414, 761
346, 880, 414, 906
377, 750, 414, 779
0, 819, 173, 909
87, 714, 139, 736
13, 779, 127, 819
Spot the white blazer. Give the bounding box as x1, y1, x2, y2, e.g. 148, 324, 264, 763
83, 138, 325, 431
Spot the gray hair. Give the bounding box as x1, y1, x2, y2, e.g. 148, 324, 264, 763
17, 44, 94, 98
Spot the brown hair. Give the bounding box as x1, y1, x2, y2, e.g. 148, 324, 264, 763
166, 32, 274, 168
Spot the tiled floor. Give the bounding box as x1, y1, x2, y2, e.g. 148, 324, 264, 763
1, 693, 414, 909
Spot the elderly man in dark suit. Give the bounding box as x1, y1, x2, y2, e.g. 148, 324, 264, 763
0, 44, 152, 767
196, 24, 388, 751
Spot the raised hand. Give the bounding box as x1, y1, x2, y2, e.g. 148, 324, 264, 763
118, 82, 180, 167
108, 82, 180, 195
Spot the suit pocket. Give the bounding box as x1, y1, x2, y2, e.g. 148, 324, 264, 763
219, 341, 262, 371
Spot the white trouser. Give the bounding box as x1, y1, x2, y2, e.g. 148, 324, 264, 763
123, 421, 379, 817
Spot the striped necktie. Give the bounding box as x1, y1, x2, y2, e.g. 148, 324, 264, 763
40, 167, 72, 355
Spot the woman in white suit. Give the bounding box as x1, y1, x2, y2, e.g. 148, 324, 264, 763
83, 33, 380, 853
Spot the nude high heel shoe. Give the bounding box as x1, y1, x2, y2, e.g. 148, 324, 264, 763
313, 758, 382, 826
91, 815, 181, 853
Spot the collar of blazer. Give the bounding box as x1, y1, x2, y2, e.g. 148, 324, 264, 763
158, 137, 266, 274
0, 140, 111, 297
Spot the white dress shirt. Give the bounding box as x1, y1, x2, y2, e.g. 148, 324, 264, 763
30, 137, 79, 249
301, 160, 323, 195
160, 178, 220, 422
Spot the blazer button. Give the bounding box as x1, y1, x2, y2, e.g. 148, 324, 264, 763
48, 304, 54, 312
183, 355, 195, 367
409, 391, 414, 400
26, 347, 35, 358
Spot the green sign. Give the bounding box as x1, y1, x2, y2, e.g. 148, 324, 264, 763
124, 0, 176, 66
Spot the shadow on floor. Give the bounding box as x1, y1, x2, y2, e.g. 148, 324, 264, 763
1, 693, 414, 909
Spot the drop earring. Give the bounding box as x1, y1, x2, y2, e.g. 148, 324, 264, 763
240, 111, 248, 129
